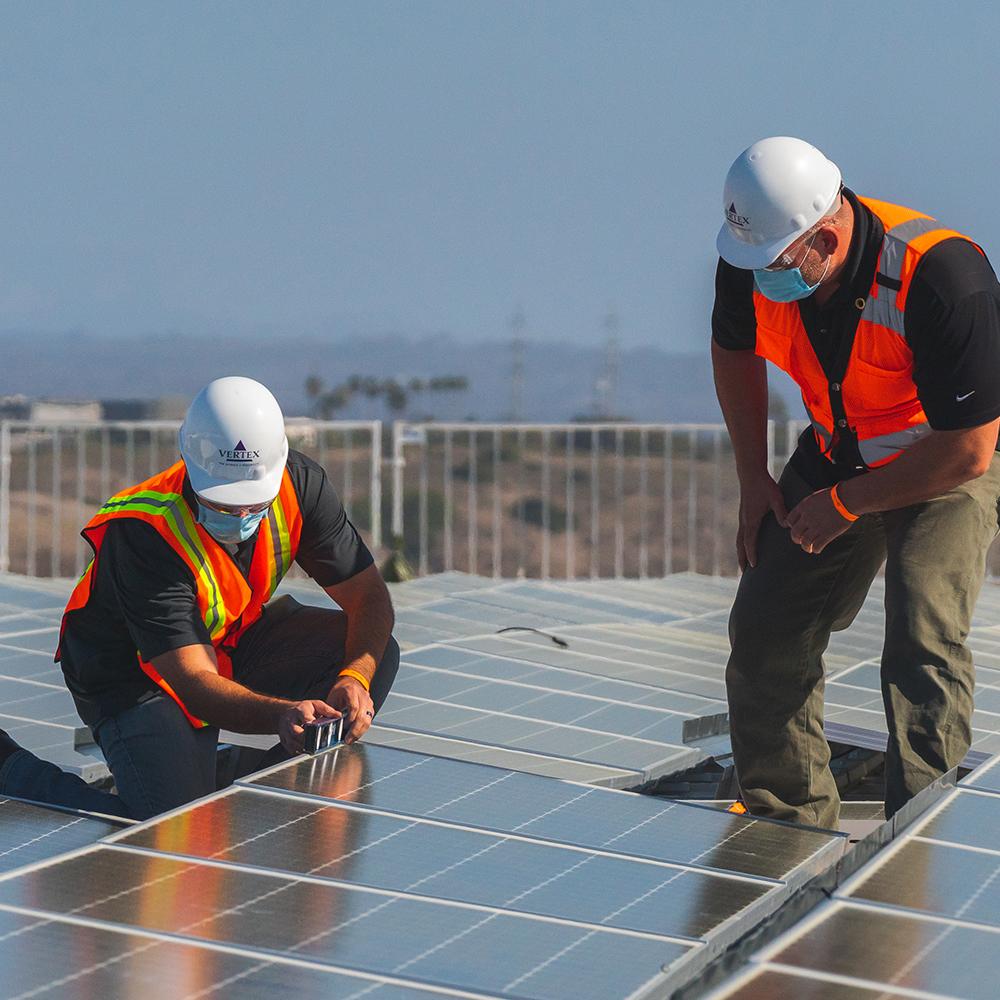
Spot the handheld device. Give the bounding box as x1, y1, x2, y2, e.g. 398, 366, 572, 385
303, 715, 344, 755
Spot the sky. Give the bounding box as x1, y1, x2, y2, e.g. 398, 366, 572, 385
2, 1, 1000, 353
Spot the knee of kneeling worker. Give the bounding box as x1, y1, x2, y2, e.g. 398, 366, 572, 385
369, 636, 400, 714
379, 636, 400, 675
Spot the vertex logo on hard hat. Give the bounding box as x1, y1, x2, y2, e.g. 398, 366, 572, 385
726, 202, 750, 229
218, 440, 261, 465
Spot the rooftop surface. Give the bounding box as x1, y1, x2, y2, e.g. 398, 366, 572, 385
0, 571, 996, 997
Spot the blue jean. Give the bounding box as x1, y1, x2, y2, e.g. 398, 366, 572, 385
0, 598, 400, 820
0, 696, 218, 819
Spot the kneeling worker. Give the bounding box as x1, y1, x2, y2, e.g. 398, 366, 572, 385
0, 376, 398, 819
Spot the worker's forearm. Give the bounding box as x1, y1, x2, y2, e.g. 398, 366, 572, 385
177, 670, 292, 734
712, 342, 770, 483
339, 592, 395, 686
838, 431, 991, 515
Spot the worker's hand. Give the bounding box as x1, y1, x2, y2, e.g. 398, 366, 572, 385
277, 699, 341, 755
327, 674, 375, 745
736, 473, 788, 570
786, 488, 853, 556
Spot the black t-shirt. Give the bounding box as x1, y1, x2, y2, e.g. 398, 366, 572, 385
60, 449, 374, 727
712, 189, 1000, 486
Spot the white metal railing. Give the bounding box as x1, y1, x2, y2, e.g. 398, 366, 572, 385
0, 420, 382, 577
30, 416, 981, 581
390, 420, 808, 580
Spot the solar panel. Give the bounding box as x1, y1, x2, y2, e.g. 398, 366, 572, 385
0, 846, 691, 999
710, 968, 918, 999
445, 633, 729, 699
709, 756, 1000, 997
0, 797, 122, 874
962, 752, 1000, 794
16, 571, 1000, 792
12, 569, 984, 999
400, 644, 725, 715
0, 738, 848, 999
367, 726, 640, 786
372, 692, 701, 778
0, 907, 482, 999
113, 784, 774, 941
847, 836, 1000, 923
245, 744, 843, 885
711, 900, 1000, 1000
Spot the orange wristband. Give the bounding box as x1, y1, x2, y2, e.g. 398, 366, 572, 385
338, 668, 371, 691
829, 484, 859, 522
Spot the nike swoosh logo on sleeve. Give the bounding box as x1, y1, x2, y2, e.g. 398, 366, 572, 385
956, 390, 976, 402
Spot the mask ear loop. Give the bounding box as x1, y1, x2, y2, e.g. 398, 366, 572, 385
811, 232, 832, 286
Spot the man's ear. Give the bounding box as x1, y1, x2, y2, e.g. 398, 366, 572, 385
817, 225, 840, 257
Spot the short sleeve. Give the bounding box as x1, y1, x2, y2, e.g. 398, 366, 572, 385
712, 258, 758, 351
101, 520, 211, 661
906, 238, 1000, 431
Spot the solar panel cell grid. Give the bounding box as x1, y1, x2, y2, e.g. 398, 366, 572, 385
367, 727, 639, 785
401, 645, 725, 715
245, 744, 842, 884
115, 786, 773, 941
714, 969, 927, 1000
962, 754, 1000, 794
0, 847, 691, 1000
0, 797, 121, 874
914, 789, 1000, 853
0, 909, 477, 1000
846, 837, 1000, 925
761, 902, 999, 1000
372, 693, 699, 778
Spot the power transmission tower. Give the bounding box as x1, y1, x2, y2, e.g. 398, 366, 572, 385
594, 309, 620, 419
510, 306, 526, 422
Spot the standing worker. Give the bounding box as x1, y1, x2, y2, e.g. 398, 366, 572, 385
0, 376, 398, 820
713, 137, 1000, 828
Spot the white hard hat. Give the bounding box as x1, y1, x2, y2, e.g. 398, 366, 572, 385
179, 376, 289, 506
716, 136, 842, 270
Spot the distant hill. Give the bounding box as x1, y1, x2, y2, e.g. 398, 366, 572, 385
0, 330, 797, 424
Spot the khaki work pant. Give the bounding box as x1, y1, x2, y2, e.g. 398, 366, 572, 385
726, 453, 1000, 829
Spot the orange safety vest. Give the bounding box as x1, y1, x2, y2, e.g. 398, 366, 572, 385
58, 460, 303, 727
753, 197, 980, 469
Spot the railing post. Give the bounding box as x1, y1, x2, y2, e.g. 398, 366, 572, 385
687, 428, 697, 573
391, 422, 405, 542
443, 429, 453, 572
0, 422, 9, 574
468, 428, 478, 575
370, 421, 382, 550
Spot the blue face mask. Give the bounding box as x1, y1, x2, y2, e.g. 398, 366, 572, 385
196, 504, 268, 544
752, 265, 821, 303
753, 232, 831, 303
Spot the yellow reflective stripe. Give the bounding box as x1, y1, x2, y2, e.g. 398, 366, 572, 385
270, 493, 292, 592
166, 500, 227, 639
96, 490, 226, 637
99, 488, 181, 514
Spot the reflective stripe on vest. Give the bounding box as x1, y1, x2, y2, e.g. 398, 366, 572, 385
752, 196, 979, 469
96, 487, 228, 638
59, 460, 303, 727
811, 417, 933, 467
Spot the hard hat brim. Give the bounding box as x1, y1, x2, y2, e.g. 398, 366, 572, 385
187, 436, 289, 507
716, 223, 798, 271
